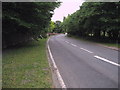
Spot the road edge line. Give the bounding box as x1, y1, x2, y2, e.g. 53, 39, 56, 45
47, 37, 67, 88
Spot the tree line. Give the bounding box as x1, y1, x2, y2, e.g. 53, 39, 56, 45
48, 20, 62, 33
2, 2, 60, 48
61, 2, 120, 43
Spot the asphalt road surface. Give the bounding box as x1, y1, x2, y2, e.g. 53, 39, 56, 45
48, 34, 119, 88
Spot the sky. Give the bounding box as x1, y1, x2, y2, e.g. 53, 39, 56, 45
51, 0, 85, 22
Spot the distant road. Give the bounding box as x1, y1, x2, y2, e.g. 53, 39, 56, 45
48, 34, 119, 88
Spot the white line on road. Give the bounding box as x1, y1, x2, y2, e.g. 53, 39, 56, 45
65, 41, 70, 44
80, 48, 93, 53
71, 43, 77, 47
47, 38, 66, 88
94, 55, 120, 67
64, 41, 93, 53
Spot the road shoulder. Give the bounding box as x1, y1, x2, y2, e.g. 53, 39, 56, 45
97, 44, 120, 51
46, 37, 66, 88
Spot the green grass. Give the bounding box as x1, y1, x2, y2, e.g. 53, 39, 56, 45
100, 43, 120, 48
69, 35, 120, 48
3, 39, 53, 88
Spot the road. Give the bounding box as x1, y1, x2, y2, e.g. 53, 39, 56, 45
48, 34, 119, 88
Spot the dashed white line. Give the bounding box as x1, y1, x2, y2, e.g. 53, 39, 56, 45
80, 48, 93, 53
71, 43, 77, 47
64, 41, 93, 53
47, 38, 66, 88
94, 55, 120, 67
65, 41, 70, 44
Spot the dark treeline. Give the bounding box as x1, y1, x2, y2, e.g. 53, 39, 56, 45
61, 2, 120, 43
2, 2, 60, 48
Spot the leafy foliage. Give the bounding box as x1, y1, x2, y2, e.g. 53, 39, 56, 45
48, 20, 62, 33
2, 2, 60, 48
48, 21, 56, 33
61, 2, 120, 42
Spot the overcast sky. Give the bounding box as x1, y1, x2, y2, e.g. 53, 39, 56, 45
51, 0, 85, 22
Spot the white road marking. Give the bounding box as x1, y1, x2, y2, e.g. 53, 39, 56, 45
65, 41, 70, 44
94, 55, 120, 67
80, 48, 93, 53
64, 41, 93, 53
47, 38, 66, 88
71, 43, 77, 47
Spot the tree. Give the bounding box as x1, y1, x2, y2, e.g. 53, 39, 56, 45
62, 2, 120, 42
2, 2, 60, 48
48, 21, 56, 33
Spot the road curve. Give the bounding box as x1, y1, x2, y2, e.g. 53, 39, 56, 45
48, 34, 119, 88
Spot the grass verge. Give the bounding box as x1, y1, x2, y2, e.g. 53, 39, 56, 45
3, 38, 53, 88
69, 35, 120, 48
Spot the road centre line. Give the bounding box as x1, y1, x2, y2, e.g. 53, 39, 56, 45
80, 48, 93, 53
65, 41, 70, 44
94, 55, 120, 67
64, 40, 119, 67
71, 43, 77, 47
47, 38, 66, 88
64, 40, 93, 53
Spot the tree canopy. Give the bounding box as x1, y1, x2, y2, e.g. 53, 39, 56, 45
3, 2, 60, 48
61, 2, 120, 42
